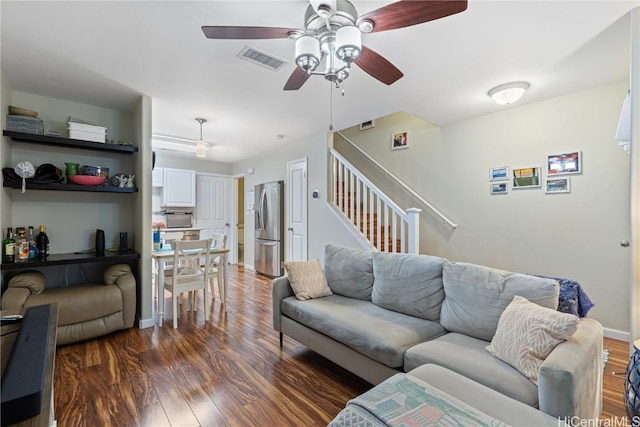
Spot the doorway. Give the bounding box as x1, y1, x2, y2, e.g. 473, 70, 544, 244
233, 175, 245, 266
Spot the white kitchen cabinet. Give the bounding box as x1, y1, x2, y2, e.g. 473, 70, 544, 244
152, 167, 164, 187
162, 168, 195, 207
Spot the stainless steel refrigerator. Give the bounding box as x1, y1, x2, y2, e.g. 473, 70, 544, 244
254, 180, 284, 277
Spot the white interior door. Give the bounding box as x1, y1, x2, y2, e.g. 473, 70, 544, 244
287, 158, 308, 261
196, 174, 229, 241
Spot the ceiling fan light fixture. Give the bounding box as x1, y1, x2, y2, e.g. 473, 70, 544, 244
488, 81, 530, 105
335, 25, 361, 63
357, 19, 374, 34
295, 35, 321, 72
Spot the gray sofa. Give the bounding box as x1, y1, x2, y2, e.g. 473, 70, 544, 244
272, 245, 603, 421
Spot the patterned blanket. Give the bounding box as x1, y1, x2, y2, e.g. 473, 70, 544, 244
329, 374, 510, 427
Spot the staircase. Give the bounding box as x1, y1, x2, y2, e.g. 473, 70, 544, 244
329, 148, 421, 254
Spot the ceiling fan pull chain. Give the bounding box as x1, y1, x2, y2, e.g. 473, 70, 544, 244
329, 82, 334, 131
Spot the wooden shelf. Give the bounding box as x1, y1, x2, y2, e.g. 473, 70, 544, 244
3, 181, 138, 193
3, 130, 138, 154
1, 250, 140, 271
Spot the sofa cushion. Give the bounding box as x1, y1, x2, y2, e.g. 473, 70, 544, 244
284, 259, 333, 300
372, 252, 445, 321
282, 294, 446, 368
404, 332, 539, 407
324, 244, 374, 300
440, 261, 559, 341
486, 295, 579, 385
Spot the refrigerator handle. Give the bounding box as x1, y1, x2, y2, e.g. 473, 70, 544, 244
256, 240, 278, 246
259, 188, 267, 231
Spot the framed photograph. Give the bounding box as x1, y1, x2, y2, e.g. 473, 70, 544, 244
545, 177, 571, 194
359, 120, 375, 130
391, 131, 409, 150
547, 151, 581, 175
490, 166, 509, 181
490, 182, 508, 195
512, 166, 541, 189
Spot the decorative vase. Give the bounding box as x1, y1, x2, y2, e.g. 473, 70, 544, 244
65, 162, 79, 183
625, 340, 640, 425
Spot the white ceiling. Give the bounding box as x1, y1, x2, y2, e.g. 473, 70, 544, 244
1, 1, 636, 163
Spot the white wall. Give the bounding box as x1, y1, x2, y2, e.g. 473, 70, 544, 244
337, 81, 631, 333
1, 73, 13, 233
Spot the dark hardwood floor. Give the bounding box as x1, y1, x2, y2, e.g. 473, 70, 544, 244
53, 265, 630, 426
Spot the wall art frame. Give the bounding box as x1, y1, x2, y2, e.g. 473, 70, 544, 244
490, 182, 508, 195
359, 120, 375, 130
391, 131, 409, 150
490, 166, 509, 181
547, 151, 582, 175
545, 177, 571, 194
512, 166, 541, 189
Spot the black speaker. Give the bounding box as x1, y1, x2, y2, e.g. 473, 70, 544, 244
119, 232, 128, 253
95, 229, 105, 256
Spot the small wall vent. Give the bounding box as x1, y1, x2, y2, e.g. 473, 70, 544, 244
236, 45, 288, 71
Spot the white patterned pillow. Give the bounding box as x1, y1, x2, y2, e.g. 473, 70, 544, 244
284, 259, 333, 301
486, 295, 579, 384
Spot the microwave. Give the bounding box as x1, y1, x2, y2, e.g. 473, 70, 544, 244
164, 209, 193, 228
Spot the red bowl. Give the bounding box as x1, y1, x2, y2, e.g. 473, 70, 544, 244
68, 175, 106, 186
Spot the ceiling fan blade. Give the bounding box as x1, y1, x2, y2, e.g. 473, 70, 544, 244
283, 67, 311, 91
202, 26, 298, 39
354, 46, 404, 86
358, 0, 467, 33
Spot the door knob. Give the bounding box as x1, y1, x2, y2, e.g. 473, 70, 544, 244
288, 227, 293, 231
225, 223, 230, 227
621, 240, 630, 247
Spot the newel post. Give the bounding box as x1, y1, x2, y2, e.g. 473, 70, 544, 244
406, 208, 422, 254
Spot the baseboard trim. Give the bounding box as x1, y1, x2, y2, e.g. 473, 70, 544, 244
604, 327, 630, 342
244, 264, 255, 271
138, 317, 155, 329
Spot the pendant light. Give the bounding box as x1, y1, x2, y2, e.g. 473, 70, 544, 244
195, 118, 207, 158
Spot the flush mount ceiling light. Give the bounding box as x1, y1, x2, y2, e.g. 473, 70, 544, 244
488, 82, 530, 105
195, 118, 207, 158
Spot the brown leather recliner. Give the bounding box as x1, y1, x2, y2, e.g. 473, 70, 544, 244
1, 263, 136, 345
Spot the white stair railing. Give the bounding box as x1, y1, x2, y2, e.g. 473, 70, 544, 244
330, 148, 421, 254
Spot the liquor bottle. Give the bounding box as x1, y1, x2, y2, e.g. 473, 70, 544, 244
27, 226, 37, 260
2, 227, 16, 263
15, 227, 29, 262
36, 225, 49, 259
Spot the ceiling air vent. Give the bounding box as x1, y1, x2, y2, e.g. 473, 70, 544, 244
236, 45, 288, 71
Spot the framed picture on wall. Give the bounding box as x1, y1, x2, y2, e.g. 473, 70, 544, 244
391, 131, 409, 150
490, 182, 508, 195
545, 177, 571, 194
512, 166, 541, 189
490, 166, 509, 181
359, 120, 375, 130
547, 151, 581, 175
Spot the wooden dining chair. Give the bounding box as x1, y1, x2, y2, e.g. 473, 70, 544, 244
153, 231, 185, 299
208, 232, 228, 302
163, 238, 212, 328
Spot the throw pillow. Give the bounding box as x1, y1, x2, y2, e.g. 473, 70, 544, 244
284, 259, 333, 301
486, 295, 579, 385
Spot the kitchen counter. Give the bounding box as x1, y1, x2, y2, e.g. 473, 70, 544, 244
159, 228, 202, 232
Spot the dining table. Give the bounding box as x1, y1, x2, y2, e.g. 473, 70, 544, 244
152, 245, 230, 325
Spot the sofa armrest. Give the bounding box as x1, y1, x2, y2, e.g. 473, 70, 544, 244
1, 270, 46, 311
272, 276, 294, 332
538, 317, 603, 420
104, 263, 136, 328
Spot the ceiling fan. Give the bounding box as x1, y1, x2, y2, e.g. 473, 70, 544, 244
202, 0, 467, 90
